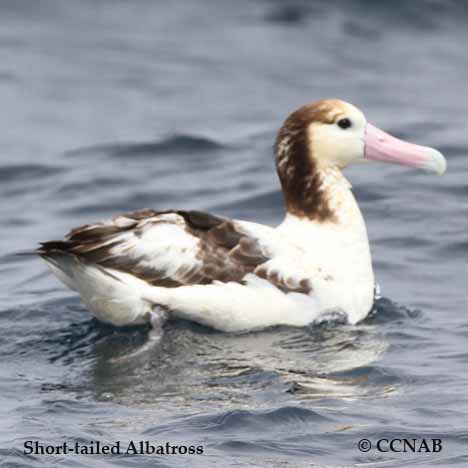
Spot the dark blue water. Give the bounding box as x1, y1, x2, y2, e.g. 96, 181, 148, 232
1, 1, 467, 467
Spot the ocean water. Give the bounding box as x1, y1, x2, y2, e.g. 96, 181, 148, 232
1, 1, 467, 467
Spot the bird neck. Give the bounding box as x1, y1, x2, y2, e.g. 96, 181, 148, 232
280, 167, 368, 242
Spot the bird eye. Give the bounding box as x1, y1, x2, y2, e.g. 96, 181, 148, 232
337, 118, 352, 129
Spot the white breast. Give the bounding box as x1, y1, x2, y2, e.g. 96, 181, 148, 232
276, 170, 374, 324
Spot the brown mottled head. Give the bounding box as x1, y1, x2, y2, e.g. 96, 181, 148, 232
275, 99, 367, 221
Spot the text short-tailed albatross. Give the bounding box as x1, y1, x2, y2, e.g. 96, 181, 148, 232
38, 99, 446, 332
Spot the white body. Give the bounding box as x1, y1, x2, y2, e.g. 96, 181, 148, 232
44, 169, 374, 332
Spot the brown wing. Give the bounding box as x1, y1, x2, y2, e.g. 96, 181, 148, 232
38, 209, 271, 287
39, 209, 313, 294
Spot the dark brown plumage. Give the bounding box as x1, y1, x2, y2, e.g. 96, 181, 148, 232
275, 100, 340, 222
38, 209, 312, 294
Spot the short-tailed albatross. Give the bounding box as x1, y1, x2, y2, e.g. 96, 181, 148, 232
38, 99, 446, 332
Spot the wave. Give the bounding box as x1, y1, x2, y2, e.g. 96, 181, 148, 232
66, 134, 229, 160
0, 163, 64, 183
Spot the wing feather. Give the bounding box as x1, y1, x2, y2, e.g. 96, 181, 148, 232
39, 209, 314, 294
